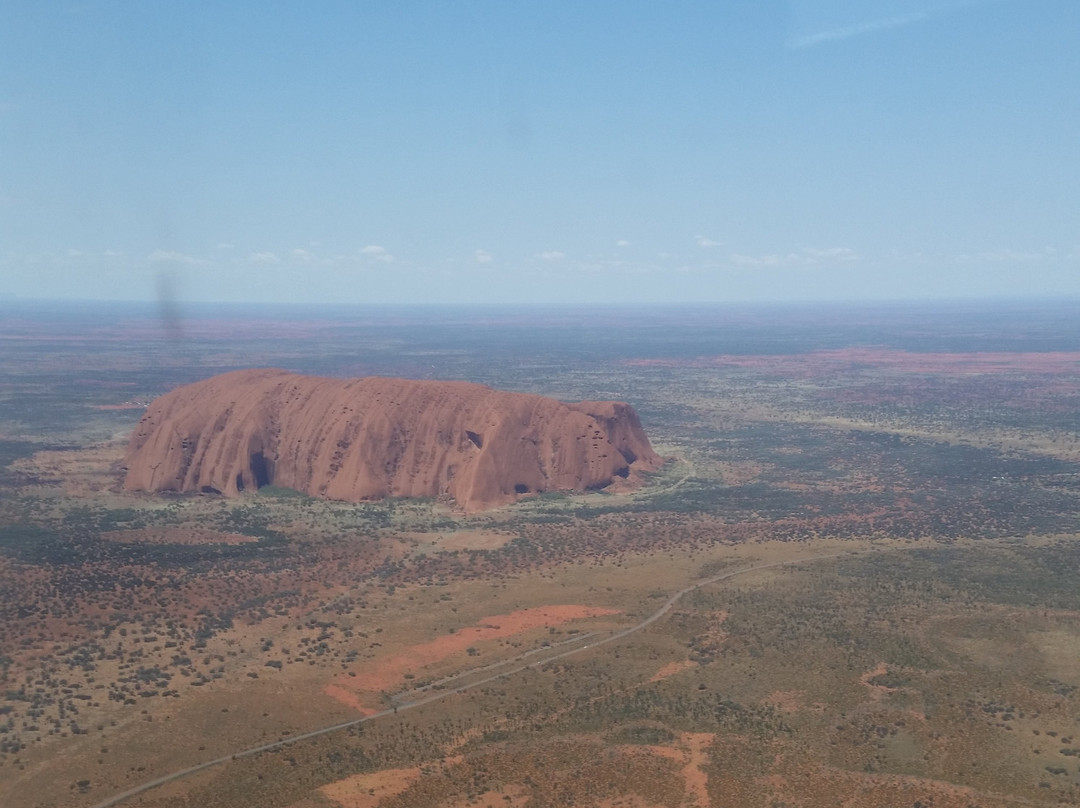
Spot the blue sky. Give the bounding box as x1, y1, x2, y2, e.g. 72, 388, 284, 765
1, 1, 1077, 304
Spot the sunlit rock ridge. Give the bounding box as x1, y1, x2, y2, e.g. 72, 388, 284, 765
123, 369, 661, 511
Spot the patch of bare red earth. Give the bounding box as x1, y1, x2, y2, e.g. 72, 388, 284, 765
625, 348, 1080, 376
323, 605, 621, 714
649, 660, 697, 683
317, 764, 533, 808
617, 731, 713, 807
751, 764, 1040, 808
323, 730, 714, 808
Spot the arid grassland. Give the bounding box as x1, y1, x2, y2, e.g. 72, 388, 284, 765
1, 301, 1079, 807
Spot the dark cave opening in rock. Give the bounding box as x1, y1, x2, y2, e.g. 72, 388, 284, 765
250, 451, 271, 488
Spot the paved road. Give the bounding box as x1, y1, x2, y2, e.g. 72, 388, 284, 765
89, 550, 851, 808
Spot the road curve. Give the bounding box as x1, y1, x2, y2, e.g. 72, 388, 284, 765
90, 550, 851, 808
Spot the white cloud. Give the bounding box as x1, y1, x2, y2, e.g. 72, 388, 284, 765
729, 252, 801, 268
67, 249, 84, 258
103, 249, 123, 258
215, 243, 235, 250
360, 244, 394, 263
727, 246, 859, 268
149, 249, 203, 265
539, 250, 565, 261
726, 246, 861, 268
802, 246, 859, 262
973, 248, 1052, 263
616, 239, 630, 248
788, 0, 998, 50
249, 251, 280, 264
790, 11, 929, 48
285, 248, 340, 267
475, 249, 493, 264
696, 236, 722, 248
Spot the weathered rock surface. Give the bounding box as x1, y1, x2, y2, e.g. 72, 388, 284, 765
123, 369, 661, 511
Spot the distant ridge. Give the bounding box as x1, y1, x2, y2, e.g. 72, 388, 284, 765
123, 369, 661, 511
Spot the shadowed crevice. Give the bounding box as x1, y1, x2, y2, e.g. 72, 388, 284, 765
250, 451, 271, 488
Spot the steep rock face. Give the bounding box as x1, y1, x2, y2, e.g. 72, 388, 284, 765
123, 369, 661, 511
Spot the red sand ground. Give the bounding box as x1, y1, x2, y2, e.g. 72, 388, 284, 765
324, 604, 620, 712
624, 731, 714, 808
762, 691, 805, 714
649, 660, 697, 683
625, 348, 1080, 376
319, 767, 422, 808
858, 661, 896, 701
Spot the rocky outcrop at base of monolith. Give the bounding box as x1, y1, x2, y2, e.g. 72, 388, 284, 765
123, 369, 661, 511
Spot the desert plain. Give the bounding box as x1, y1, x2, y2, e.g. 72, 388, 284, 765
2, 301, 1080, 807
